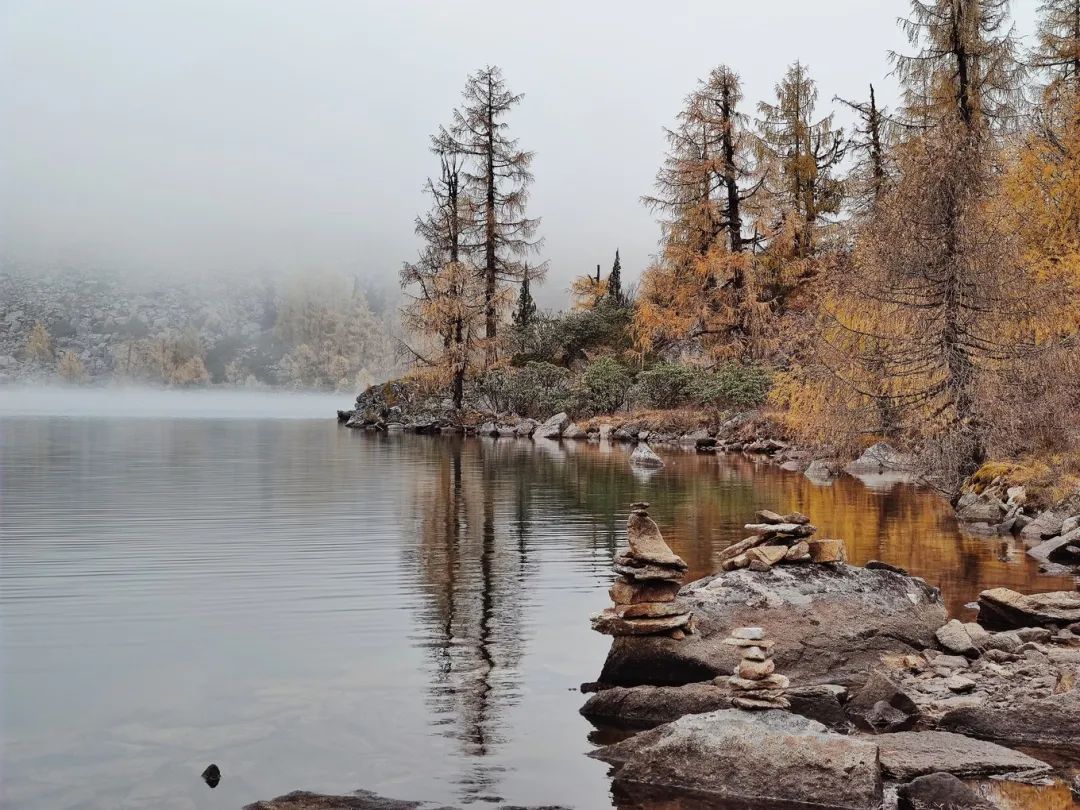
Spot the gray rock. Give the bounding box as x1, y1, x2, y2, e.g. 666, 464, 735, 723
940, 690, 1080, 747
513, 418, 538, 437
533, 412, 570, 440
590, 709, 882, 810
878, 731, 1050, 780
599, 564, 946, 687
846, 671, 919, 731
1020, 490, 1080, 544
897, 773, 999, 810
629, 443, 664, 468
561, 422, 586, 439
804, 458, 842, 482
845, 442, 907, 474
1027, 527, 1080, 564
955, 492, 1006, 525
936, 619, 978, 656
977, 588, 1080, 630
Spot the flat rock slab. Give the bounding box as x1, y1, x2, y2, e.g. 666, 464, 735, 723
940, 691, 1080, 748
592, 608, 691, 636
599, 564, 946, 687
977, 588, 1080, 630
876, 731, 1051, 780
609, 579, 680, 605
590, 709, 882, 810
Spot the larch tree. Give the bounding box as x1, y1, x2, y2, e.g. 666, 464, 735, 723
836, 84, 895, 212
435, 66, 544, 365
570, 264, 608, 310
402, 147, 487, 409
1032, 0, 1080, 93
891, 0, 1023, 133
637, 65, 764, 359
755, 61, 845, 262
815, 0, 1029, 490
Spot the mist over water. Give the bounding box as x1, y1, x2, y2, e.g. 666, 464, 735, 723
0, 385, 348, 420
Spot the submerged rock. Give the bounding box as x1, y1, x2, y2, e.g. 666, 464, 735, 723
598, 563, 946, 687
590, 709, 882, 810
244, 790, 565, 809
896, 773, 999, 810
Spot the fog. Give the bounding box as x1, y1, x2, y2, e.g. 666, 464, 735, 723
1, 0, 1038, 305
0, 384, 346, 419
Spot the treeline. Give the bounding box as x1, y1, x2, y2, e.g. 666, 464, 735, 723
400, 0, 1080, 494
15, 273, 397, 390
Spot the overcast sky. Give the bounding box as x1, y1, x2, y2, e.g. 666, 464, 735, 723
1, 0, 1038, 305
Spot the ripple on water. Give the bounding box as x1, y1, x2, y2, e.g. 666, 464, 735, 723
1, 408, 1074, 809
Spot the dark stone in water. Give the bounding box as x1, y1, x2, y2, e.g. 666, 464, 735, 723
866, 559, 909, 576
201, 763, 220, 788
896, 772, 997, 809
243, 788, 569, 809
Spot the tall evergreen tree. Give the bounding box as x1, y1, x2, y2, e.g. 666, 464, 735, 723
436, 66, 544, 364
512, 268, 537, 329
607, 249, 623, 304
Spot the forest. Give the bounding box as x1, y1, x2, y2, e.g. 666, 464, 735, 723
397, 0, 1080, 499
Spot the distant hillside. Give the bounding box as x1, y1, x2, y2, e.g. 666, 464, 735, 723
0, 270, 401, 390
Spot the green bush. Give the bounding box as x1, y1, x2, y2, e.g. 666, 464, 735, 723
575, 356, 633, 415
696, 363, 772, 408
635, 361, 699, 408
476, 361, 573, 418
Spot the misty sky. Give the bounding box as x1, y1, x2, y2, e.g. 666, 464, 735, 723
2, 0, 1038, 305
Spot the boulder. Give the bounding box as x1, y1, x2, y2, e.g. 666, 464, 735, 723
955, 492, 1007, 525
936, 619, 979, 656
976, 588, 1080, 630
1019, 490, 1080, 544
513, 418, 538, 437
534, 412, 570, 439
1027, 527, 1080, 564
590, 709, 882, 810
845, 442, 906, 474
846, 671, 919, 732
896, 773, 999, 810
877, 730, 1051, 780
629, 443, 664, 468
805, 458, 843, 482
598, 564, 946, 687
808, 537, 847, 563
561, 422, 586, 440
940, 691, 1080, 747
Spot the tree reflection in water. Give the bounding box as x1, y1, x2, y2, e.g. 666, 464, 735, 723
397, 435, 1074, 805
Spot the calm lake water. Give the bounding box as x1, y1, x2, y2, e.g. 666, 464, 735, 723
1, 389, 1075, 809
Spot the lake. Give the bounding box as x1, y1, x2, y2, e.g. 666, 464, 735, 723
1, 388, 1074, 809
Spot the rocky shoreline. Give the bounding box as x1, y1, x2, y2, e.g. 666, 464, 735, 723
577, 505, 1080, 809
339, 384, 1080, 585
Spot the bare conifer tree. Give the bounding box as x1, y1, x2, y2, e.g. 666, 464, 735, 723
436, 66, 544, 365
836, 84, 896, 212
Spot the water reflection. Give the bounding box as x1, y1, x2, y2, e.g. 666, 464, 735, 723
1, 412, 1073, 810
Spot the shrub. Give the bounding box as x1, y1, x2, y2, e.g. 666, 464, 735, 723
696, 363, 772, 409
575, 356, 633, 415
476, 361, 573, 418
635, 361, 699, 409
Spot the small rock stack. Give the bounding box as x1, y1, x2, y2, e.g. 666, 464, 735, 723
720, 627, 790, 710
719, 509, 846, 572
591, 502, 693, 639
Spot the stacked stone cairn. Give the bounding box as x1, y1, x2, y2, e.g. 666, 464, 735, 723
591, 502, 693, 640
718, 509, 847, 572
720, 627, 790, 710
